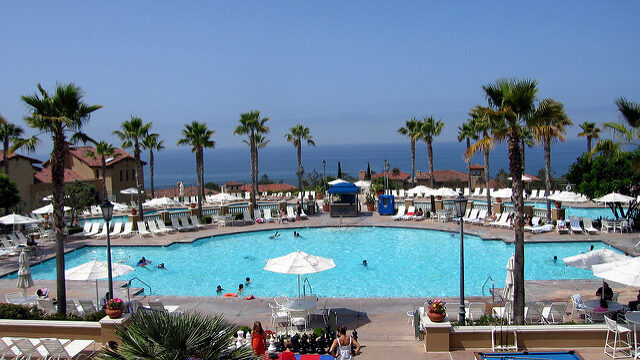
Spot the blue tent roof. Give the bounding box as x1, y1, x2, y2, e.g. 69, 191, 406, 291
327, 182, 359, 194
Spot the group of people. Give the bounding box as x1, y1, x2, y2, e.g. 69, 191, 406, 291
136, 257, 167, 270
216, 277, 253, 295
268, 230, 302, 239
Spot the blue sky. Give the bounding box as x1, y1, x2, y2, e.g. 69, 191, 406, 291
1, 1, 639, 156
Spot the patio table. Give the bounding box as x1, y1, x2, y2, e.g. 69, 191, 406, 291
584, 299, 624, 313
282, 299, 317, 312
624, 311, 640, 359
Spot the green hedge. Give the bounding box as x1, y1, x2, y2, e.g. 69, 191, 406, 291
0, 303, 106, 322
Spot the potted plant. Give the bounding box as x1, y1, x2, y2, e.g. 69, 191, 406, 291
322, 198, 330, 212
365, 192, 375, 211
131, 208, 137, 215
427, 299, 446, 322
555, 201, 562, 209
496, 197, 502, 203
190, 203, 196, 208
106, 298, 125, 319
315, 185, 324, 200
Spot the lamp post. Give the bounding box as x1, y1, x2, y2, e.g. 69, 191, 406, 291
453, 193, 468, 324
384, 160, 390, 195
322, 160, 326, 194
100, 198, 115, 300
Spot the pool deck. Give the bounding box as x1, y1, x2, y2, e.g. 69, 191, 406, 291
1, 210, 638, 359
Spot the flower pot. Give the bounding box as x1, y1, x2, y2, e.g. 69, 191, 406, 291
322, 204, 329, 212
555, 201, 562, 209
106, 308, 123, 319
427, 311, 446, 322
190, 203, 196, 208
366, 203, 374, 211
131, 208, 137, 215
496, 198, 502, 203
436, 196, 442, 200
318, 193, 324, 200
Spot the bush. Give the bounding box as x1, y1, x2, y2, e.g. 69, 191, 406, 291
43, 313, 84, 321
202, 215, 212, 224
0, 303, 43, 320
67, 225, 84, 235
83, 309, 107, 322
313, 327, 325, 337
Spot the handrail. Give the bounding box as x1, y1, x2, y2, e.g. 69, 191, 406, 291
126, 276, 153, 297
481, 276, 496, 303
302, 277, 313, 296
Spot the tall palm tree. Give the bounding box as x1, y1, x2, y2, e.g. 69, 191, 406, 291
22, 83, 102, 315
457, 120, 478, 191
234, 111, 270, 209
577, 122, 600, 153
532, 99, 572, 221
482, 78, 538, 325
593, 97, 640, 171
285, 125, 315, 198
520, 127, 534, 174
113, 116, 151, 217
419, 117, 444, 188
0, 118, 38, 175
178, 121, 214, 218
70, 132, 119, 199
249, 133, 269, 193
398, 118, 423, 187
142, 133, 164, 198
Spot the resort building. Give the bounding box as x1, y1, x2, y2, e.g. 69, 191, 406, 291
0, 151, 42, 212
221, 181, 244, 195
31, 146, 143, 206
415, 169, 468, 188
240, 183, 297, 193
369, 169, 411, 188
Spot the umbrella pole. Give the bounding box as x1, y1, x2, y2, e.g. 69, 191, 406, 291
96, 280, 99, 306
298, 275, 301, 299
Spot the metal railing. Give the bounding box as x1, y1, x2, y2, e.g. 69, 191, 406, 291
302, 277, 313, 296
481, 275, 496, 303
126, 276, 153, 299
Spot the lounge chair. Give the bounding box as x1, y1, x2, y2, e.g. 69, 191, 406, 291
524, 302, 544, 324
136, 221, 153, 237
538, 189, 545, 198
582, 217, 598, 235
399, 189, 406, 198
79, 222, 92, 236
529, 223, 554, 234
38, 298, 58, 314
569, 217, 584, 234
402, 206, 416, 220
119, 222, 134, 237
179, 216, 197, 231
472, 188, 481, 197
557, 220, 570, 234
300, 208, 309, 219
463, 188, 470, 197
108, 222, 123, 237
85, 222, 100, 237
471, 209, 487, 225
542, 302, 567, 324
492, 301, 512, 321
171, 217, 190, 232
148, 300, 180, 313
479, 188, 487, 197
41, 338, 95, 360
66, 299, 82, 316
242, 209, 254, 224
263, 208, 275, 223
392, 205, 406, 221
13, 338, 42, 359
94, 223, 109, 239
78, 299, 98, 315
157, 220, 177, 233
463, 209, 479, 224
488, 213, 506, 227
466, 302, 486, 321
286, 207, 297, 221
190, 215, 207, 228
524, 217, 541, 232
146, 220, 166, 235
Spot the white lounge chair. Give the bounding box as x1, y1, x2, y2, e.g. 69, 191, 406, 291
471, 209, 487, 225
479, 188, 487, 197
38, 298, 58, 314
179, 216, 197, 231
557, 220, 570, 234
472, 188, 481, 197
538, 189, 545, 198
492, 301, 512, 321
569, 217, 584, 234
148, 300, 180, 313
108, 222, 123, 237
146, 220, 166, 235
78, 299, 98, 315
94, 223, 109, 239
86, 222, 100, 237
263, 208, 275, 223
157, 220, 177, 233
402, 206, 416, 220
12, 338, 42, 359
119, 222, 134, 238
79, 222, 93, 237
463, 209, 479, 224
530, 189, 538, 199
524, 217, 541, 232
286, 207, 297, 221
392, 205, 406, 221
488, 213, 506, 227
171, 217, 190, 232
466, 302, 486, 321
41, 338, 95, 360
542, 302, 567, 324
190, 215, 207, 228
136, 221, 153, 237
525, 302, 545, 324
242, 209, 254, 224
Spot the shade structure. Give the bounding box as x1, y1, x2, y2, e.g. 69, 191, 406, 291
0, 213, 37, 225
65, 260, 135, 303
547, 191, 588, 203
120, 187, 143, 195
562, 248, 626, 270
502, 255, 515, 302
434, 187, 459, 197
143, 197, 182, 208
593, 192, 635, 204
16, 250, 34, 296
32, 204, 71, 214
592, 256, 640, 287
328, 178, 348, 186
353, 180, 371, 189
327, 182, 359, 194
263, 250, 336, 298
406, 185, 433, 197
208, 192, 238, 203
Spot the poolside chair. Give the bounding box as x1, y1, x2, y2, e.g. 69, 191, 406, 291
602, 220, 616, 233
242, 209, 254, 224
119, 222, 134, 237
487, 213, 504, 227
586, 308, 608, 323
85, 222, 100, 238
269, 303, 290, 329
15, 232, 29, 245
171, 217, 189, 232
557, 220, 570, 234
108, 222, 123, 237
471, 209, 487, 225
94, 223, 109, 239
286, 207, 297, 221
0, 338, 17, 359
542, 302, 567, 324
149, 300, 180, 313
289, 310, 308, 332
399, 189, 406, 198
190, 215, 207, 228
538, 189, 545, 198
78, 299, 98, 315
570, 294, 587, 320
300, 208, 309, 220
310, 299, 329, 324
41, 338, 95, 360
524, 217, 540, 232
604, 315, 633, 359
136, 221, 153, 237
463, 209, 479, 224
569, 217, 584, 234
472, 188, 481, 197
466, 302, 486, 321
78, 222, 93, 237
402, 206, 416, 220
619, 220, 632, 233
492, 301, 512, 322
179, 216, 197, 231
524, 302, 544, 324
66, 299, 82, 316
479, 188, 487, 197
582, 217, 599, 235
38, 298, 58, 314
463, 188, 470, 197
157, 220, 177, 233
146, 220, 166, 235
13, 338, 42, 359
263, 208, 275, 223
392, 205, 406, 221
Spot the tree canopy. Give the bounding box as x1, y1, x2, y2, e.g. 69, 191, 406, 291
0, 172, 20, 213
566, 151, 640, 199
63, 181, 99, 224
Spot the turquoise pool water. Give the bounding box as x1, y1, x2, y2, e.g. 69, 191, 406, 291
3, 227, 619, 297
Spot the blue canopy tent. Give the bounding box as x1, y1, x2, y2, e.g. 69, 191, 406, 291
327, 182, 360, 217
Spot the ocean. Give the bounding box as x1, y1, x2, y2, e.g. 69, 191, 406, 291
146, 140, 588, 189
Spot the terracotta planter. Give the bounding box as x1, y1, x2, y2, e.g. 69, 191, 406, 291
427, 311, 446, 322
322, 204, 330, 212
366, 203, 374, 211
131, 208, 137, 215
496, 198, 502, 203
190, 203, 196, 208
317, 193, 324, 200
555, 201, 562, 209
106, 308, 123, 319
436, 196, 442, 200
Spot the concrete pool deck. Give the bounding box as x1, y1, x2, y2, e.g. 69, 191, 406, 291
1, 210, 638, 359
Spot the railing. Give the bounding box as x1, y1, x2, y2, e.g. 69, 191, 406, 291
125, 276, 153, 300
302, 277, 313, 296
481, 275, 496, 303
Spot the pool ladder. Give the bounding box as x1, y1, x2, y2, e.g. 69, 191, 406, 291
481, 276, 496, 303
123, 276, 153, 301
302, 277, 313, 296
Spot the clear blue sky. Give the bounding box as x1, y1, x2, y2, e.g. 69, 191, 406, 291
1, 1, 639, 155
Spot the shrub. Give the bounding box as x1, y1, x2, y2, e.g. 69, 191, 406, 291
84, 310, 107, 322
67, 225, 84, 235
203, 215, 212, 224
313, 327, 325, 337
43, 313, 84, 321
0, 303, 43, 320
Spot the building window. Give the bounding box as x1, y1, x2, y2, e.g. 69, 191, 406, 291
120, 170, 123, 182
94, 169, 99, 179
126, 170, 129, 181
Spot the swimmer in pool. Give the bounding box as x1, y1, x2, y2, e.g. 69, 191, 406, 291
157, 263, 166, 269
269, 231, 280, 239
590, 245, 594, 251
362, 260, 368, 266
245, 277, 253, 285
137, 257, 148, 266
216, 285, 223, 294
238, 284, 244, 293
553, 256, 557, 263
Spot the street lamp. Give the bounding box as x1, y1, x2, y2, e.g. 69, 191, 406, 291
453, 193, 468, 324
384, 160, 390, 195
100, 198, 115, 301
322, 160, 326, 194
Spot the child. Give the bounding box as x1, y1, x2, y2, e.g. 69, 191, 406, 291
280, 340, 295, 360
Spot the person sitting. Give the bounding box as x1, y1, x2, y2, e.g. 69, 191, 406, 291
596, 282, 614, 300
99, 292, 110, 309
629, 290, 640, 311
416, 208, 423, 217
594, 298, 609, 313
216, 285, 223, 294
238, 284, 244, 293
36, 288, 49, 298
245, 277, 253, 285
157, 263, 166, 269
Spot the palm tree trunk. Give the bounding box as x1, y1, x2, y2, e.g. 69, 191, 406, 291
484, 148, 491, 216
427, 141, 434, 188
134, 143, 144, 217
509, 127, 525, 325
255, 146, 260, 195
411, 140, 416, 187
52, 129, 67, 315
249, 132, 257, 209
521, 138, 526, 174
466, 138, 471, 190
3, 140, 9, 175
149, 150, 155, 198
101, 158, 108, 200
196, 147, 203, 218
545, 139, 552, 221
297, 139, 303, 200
587, 136, 592, 153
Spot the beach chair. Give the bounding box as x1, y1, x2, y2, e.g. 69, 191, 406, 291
94, 223, 109, 239
524, 302, 544, 324
557, 220, 570, 234
157, 220, 177, 233
569, 217, 584, 234
148, 300, 180, 313
399, 189, 405, 198
479, 188, 487, 197
392, 205, 406, 221
179, 216, 197, 231
244, 192, 251, 200
487, 213, 504, 227
286, 207, 297, 221
0, 338, 17, 358
466, 302, 486, 321
242, 209, 254, 224
619, 220, 632, 233
463, 188, 470, 196
542, 302, 567, 324
463, 209, 479, 224
108, 222, 122, 237
171, 217, 190, 232
78, 299, 98, 315
146, 220, 166, 235
402, 206, 416, 220
492, 301, 512, 322
86, 222, 100, 237
190, 215, 207, 228
538, 189, 545, 198
66, 299, 82, 316
472, 188, 481, 197
41, 338, 95, 360
15, 232, 29, 245
524, 217, 541, 232
471, 209, 487, 225
13, 338, 42, 359
582, 217, 598, 235
119, 222, 134, 237
79, 222, 92, 237
136, 221, 153, 237
263, 208, 275, 223
570, 294, 587, 319
300, 208, 309, 220
38, 298, 58, 314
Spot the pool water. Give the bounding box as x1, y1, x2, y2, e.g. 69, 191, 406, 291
4, 227, 618, 297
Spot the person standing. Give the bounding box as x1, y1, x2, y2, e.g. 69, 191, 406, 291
330, 325, 362, 359
251, 321, 267, 358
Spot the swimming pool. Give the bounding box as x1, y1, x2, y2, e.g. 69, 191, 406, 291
3, 227, 618, 297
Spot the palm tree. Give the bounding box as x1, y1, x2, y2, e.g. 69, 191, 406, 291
234, 111, 270, 209
577, 122, 600, 153
100, 311, 255, 360
285, 125, 315, 199
70, 132, 119, 199
532, 99, 572, 221
457, 120, 478, 191
142, 133, 164, 198
419, 117, 444, 188
113, 116, 151, 217
0, 118, 38, 175
250, 133, 269, 193
22, 83, 102, 315
593, 97, 640, 171
178, 121, 215, 218
398, 118, 423, 187
482, 78, 538, 325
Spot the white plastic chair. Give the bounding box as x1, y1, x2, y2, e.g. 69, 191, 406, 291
41, 338, 95, 360
570, 294, 587, 320
604, 315, 633, 359
542, 302, 567, 324
269, 303, 289, 329
466, 302, 486, 321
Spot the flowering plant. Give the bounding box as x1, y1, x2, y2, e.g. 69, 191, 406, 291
427, 299, 446, 314
106, 298, 124, 310
265, 330, 275, 339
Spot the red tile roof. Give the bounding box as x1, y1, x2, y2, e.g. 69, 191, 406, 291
524, 173, 541, 182
224, 181, 243, 186
470, 164, 484, 170
68, 146, 137, 168
154, 186, 217, 198
34, 168, 83, 183
371, 171, 410, 181
416, 169, 467, 182
0, 151, 42, 164
241, 183, 297, 192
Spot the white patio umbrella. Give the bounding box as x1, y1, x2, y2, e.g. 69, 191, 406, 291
492, 188, 513, 199
0, 213, 38, 234
353, 180, 371, 190
32, 203, 71, 214
263, 250, 336, 298
65, 260, 135, 303
120, 187, 143, 195
508, 175, 535, 182
563, 248, 627, 300
328, 178, 348, 186
17, 250, 34, 297
547, 191, 588, 203
502, 255, 515, 302
592, 256, 640, 287
407, 185, 433, 196
434, 187, 459, 197
593, 192, 635, 204
208, 192, 239, 203
143, 197, 181, 208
